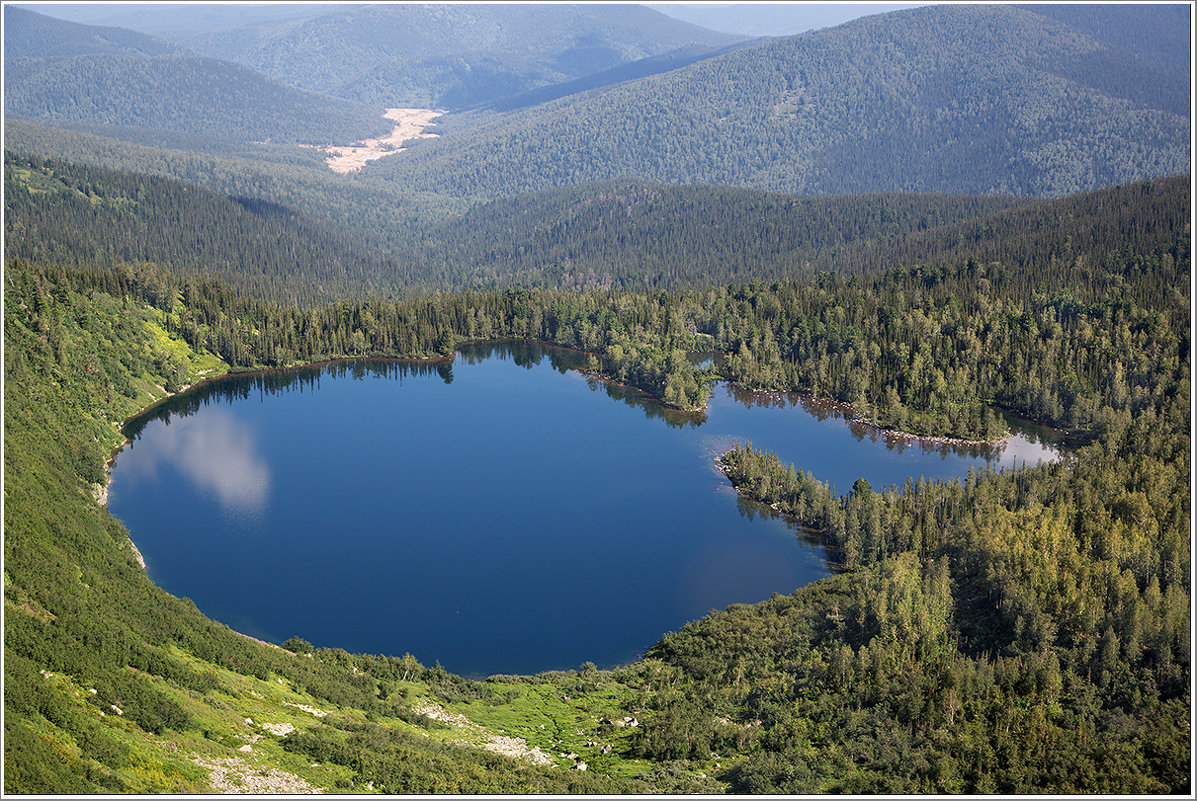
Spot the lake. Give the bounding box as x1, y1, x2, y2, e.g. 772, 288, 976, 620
108, 341, 1062, 677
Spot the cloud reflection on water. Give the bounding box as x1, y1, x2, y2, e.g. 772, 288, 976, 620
120, 410, 271, 515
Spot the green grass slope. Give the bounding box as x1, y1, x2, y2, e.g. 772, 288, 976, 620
371, 4, 1189, 199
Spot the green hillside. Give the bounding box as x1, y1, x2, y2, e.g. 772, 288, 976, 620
424, 174, 1190, 292
370, 4, 1189, 199
3, 118, 466, 258
176, 3, 742, 109
425, 180, 1028, 288
3, 8, 393, 147
5, 144, 1188, 298
3, 153, 402, 301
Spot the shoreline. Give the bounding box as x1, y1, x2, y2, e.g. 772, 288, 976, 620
100, 340, 1024, 508
721, 384, 1012, 448
712, 454, 845, 571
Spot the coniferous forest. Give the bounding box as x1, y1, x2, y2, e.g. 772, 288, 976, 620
2, 2, 1191, 795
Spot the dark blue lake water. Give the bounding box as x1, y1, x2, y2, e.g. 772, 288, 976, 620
108, 341, 1061, 677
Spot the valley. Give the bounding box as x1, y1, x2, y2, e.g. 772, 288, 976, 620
317, 107, 443, 174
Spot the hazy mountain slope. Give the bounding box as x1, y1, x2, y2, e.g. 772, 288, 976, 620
11, 2, 362, 38
825, 172, 1192, 277
369, 4, 1189, 199
174, 3, 743, 108
3, 10, 390, 146
1017, 3, 1192, 78
481, 40, 758, 113
2, 5, 186, 59
645, 2, 920, 37
423, 174, 1190, 290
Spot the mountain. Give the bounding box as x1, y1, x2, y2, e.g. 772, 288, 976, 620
366, 4, 1190, 199
2, 5, 186, 59
8, 3, 363, 38
171, 3, 743, 109
3, 9, 390, 146
1016, 3, 1192, 79
480, 40, 757, 113
11, 142, 1183, 298
2, 117, 467, 260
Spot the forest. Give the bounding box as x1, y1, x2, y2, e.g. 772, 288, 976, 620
373, 5, 1190, 199
7, 150, 1189, 298
4, 159, 1189, 791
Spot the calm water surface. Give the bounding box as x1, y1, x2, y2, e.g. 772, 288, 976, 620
109, 342, 1061, 676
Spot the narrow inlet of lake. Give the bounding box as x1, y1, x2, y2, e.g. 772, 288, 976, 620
108, 342, 1062, 677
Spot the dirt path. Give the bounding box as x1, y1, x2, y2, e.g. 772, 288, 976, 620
321, 108, 443, 174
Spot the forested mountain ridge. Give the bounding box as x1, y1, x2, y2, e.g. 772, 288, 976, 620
2, 153, 406, 301
425, 180, 1028, 287
1016, 3, 1192, 79
3, 118, 468, 258
5, 5, 1188, 203
3, 9, 391, 146
172, 3, 743, 109
371, 4, 1190, 199
5, 145, 1188, 296
423, 175, 1191, 289
2, 6, 187, 59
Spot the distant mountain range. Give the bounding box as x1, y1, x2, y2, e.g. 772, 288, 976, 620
3, 8, 389, 145
3, 3, 1190, 201
168, 3, 743, 109
368, 4, 1189, 199
2, 5, 186, 58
